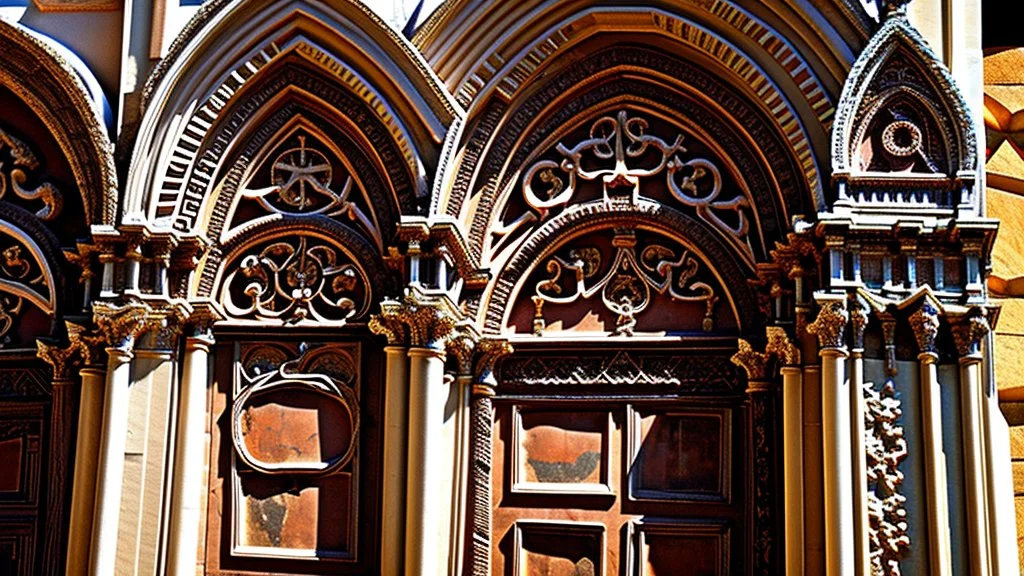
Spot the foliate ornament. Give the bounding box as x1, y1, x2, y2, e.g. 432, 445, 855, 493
500, 110, 753, 263
952, 311, 989, 358
220, 235, 370, 325
35, 321, 101, 379
368, 312, 407, 346
908, 301, 940, 355
232, 343, 359, 476
92, 301, 150, 349
473, 338, 513, 388
533, 228, 718, 335
765, 326, 800, 366
448, 321, 480, 377
864, 379, 910, 575
807, 299, 849, 350
731, 339, 770, 382
374, 294, 460, 351
0, 127, 62, 221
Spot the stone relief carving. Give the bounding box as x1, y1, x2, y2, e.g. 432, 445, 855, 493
531, 228, 718, 335
230, 129, 382, 250
807, 299, 849, 350
864, 379, 910, 575
220, 234, 370, 325
0, 127, 63, 221
908, 300, 940, 356
493, 110, 753, 264
952, 311, 989, 358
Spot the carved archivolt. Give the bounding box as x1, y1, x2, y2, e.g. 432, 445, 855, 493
493, 110, 754, 266
219, 234, 371, 326
0, 222, 57, 347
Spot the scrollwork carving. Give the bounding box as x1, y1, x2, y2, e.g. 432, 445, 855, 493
220, 234, 370, 325
0, 127, 63, 221
497, 110, 753, 263
731, 339, 770, 382
865, 379, 910, 574
532, 228, 718, 335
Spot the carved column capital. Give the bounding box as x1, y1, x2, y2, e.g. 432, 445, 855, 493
732, 338, 771, 384
908, 301, 941, 357
879, 312, 898, 377
473, 338, 513, 392
808, 298, 848, 350
373, 294, 461, 351
138, 304, 190, 352
448, 322, 481, 377
952, 311, 990, 360
36, 321, 104, 380
92, 301, 151, 351
765, 326, 801, 366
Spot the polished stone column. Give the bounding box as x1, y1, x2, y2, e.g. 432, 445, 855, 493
165, 322, 215, 576
67, 364, 106, 575
369, 312, 410, 576
909, 301, 952, 576
766, 327, 804, 576
88, 303, 148, 576
848, 297, 870, 576
953, 312, 991, 576
808, 298, 852, 576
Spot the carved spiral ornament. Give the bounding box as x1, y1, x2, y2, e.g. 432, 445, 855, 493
220, 234, 370, 325
0, 127, 62, 221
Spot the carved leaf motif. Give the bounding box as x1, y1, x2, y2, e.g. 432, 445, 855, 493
865, 379, 910, 575
0, 127, 63, 221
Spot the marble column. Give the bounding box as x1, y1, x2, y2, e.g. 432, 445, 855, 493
848, 297, 870, 576
953, 312, 991, 576
88, 303, 148, 576
165, 321, 215, 576
369, 312, 410, 576
766, 327, 804, 576
909, 301, 952, 576
807, 298, 853, 576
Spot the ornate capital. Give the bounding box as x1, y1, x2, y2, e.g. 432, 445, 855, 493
808, 299, 849, 350
880, 313, 898, 377
474, 338, 513, 389
373, 294, 460, 351
448, 321, 481, 377
908, 301, 941, 356
92, 301, 150, 350
731, 338, 770, 382
36, 321, 102, 380
952, 311, 989, 359
765, 326, 801, 366
138, 304, 189, 351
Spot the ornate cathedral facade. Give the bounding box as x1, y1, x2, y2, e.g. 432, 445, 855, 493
0, 0, 1019, 574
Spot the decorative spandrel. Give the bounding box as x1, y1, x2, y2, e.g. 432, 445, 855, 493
488, 109, 758, 268
219, 233, 371, 326
223, 124, 382, 250
508, 228, 733, 336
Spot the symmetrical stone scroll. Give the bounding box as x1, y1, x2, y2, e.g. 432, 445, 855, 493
220, 234, 371, 325
0, 127, 63, 221
493, 109, 754, 264
530, 228, 719, 335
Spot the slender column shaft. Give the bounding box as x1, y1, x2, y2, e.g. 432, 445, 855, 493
959, 354, 990, 575
449, 373, 472, 576
381, 344, 409, 576
66, 366, 106, 575
821, 348, 853, 576
41, 377, 75, 576
919, 352, 953, 576
781, 365, 804, 576
405, 347, 448, 576
849, 350, 869, 576
90, 346, 135, 576
165, 332, 213, 576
